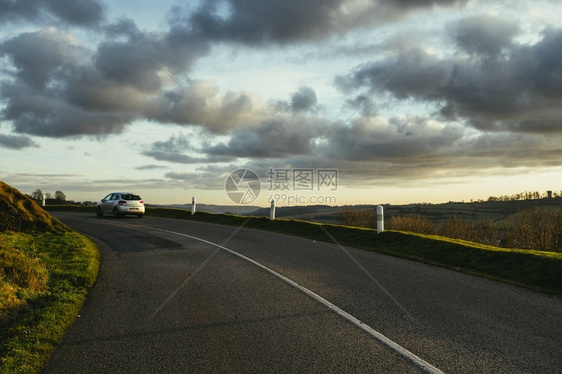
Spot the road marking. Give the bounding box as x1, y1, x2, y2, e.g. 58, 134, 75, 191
139, 224, 445, 374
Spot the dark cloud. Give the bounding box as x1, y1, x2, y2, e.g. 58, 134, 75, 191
161, 170, 228, 190
443, 27, 562, 132
0, 27, 135, 137
104, 17, 140, 39
291, 86, 318, 113
273, 86, 320, 114
0, 133, 38, 149
1, 81, 133, 137
0, 0, 42, 23
306, 126, 562, 186
144, 81, 271, 131
177, 0, 467, 45
0, 27, 85, 89
204, 115, 333, 158
453, 14, 519, 57
0, 0, 104, 27
142, 134, 199, 164
95, 19, 210, 93
320, 115, 464, 161
337, 24, 562, 134
142, 134, 233, 164
335, 48, 453, 99
44, 0, 105, 27
387, 0, 465, 6
164, 171, 203, 181
135, 164, 167, 170
93, 41, 163, 93
63, 66, 150, 112
0, 18, 213, 138
181, 0, 343, 44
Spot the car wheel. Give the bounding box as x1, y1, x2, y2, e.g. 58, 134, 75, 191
137, 213, 144, 218
112, 208, 121, 218
96, 207, 103, 217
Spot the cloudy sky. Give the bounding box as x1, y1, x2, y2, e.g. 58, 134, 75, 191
1, 0, 561, 206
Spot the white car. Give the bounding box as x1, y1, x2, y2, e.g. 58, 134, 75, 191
96, 192, 145, 218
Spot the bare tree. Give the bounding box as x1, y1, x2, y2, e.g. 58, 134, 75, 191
505, 207, 559, 252
31, 189, 43, 200
389, 214, 436, 234
54, 190, 66, 201
340, 209, 376, 228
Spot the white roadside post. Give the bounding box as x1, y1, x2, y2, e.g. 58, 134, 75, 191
270, 199, 276, 221
376, 205, 384, 234
191, 196, 196, 215
42, 193, 46, 207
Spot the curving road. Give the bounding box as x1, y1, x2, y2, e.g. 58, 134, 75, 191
42, 213, 562, 373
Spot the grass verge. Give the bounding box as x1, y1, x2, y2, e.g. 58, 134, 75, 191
45, 205, 562, 296
0, 231, 99, 374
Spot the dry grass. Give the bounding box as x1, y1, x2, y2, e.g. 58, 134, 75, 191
386, 207, 562, 252
389, 214, 436, 234
0, 240, 49, 323
505, 207, 562, 252
0, 182, 66, 234
340, 208, 376, 228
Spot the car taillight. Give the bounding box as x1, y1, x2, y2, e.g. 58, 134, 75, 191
118, 200, 126, 205
139, 200, 144, 205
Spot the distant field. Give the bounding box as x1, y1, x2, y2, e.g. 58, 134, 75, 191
383, 199, 562, 225
271, 198, 562, 227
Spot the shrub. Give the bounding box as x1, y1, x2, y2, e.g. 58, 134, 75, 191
340, 209, 376, 228
505, 207, 562, 252
389, 214, 436, 234
438, 217, 473, 241
345, 206, 562, 253
473, 219, 500, 246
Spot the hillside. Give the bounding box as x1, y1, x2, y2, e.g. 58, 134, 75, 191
0, 182, 99, 373
0, 181, 66, 233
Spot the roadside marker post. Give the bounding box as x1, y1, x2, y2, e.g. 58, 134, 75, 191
42, 193, 45, 207
270, 200, 276, 221
191, 197, 196, 215
377, 205, 384, 234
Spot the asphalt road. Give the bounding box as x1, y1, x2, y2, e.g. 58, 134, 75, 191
42, 213, 562, 373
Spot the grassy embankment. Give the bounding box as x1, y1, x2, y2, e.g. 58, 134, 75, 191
46, 204, 562, 296
0, 182, 99, 374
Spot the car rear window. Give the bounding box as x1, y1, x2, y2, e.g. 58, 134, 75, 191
122, 194, 141, 200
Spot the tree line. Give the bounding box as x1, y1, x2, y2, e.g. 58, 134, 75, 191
485, 190, 559, 202
28, 189, 66, 202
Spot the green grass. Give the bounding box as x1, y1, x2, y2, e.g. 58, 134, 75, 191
46, 205, 561, 296
0, 231, 99, 374
0, 182, 100, 374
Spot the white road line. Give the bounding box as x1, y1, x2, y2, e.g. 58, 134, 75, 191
140, 224, 445, 374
